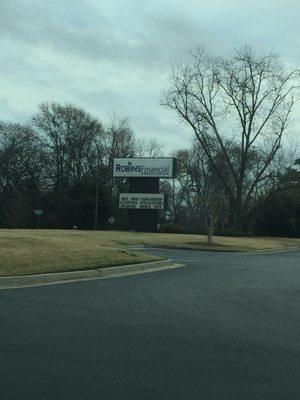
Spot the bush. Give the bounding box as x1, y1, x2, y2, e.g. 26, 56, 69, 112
217, 227, 253, 237
160, 223, 185, 234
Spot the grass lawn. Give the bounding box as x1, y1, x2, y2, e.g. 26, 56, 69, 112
0, 229, 299, 277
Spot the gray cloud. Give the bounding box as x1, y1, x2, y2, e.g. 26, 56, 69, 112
0, 0, 299, 151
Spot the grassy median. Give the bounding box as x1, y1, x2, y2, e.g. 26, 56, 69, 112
0, 230, 159, 277
0, 229, 299, 277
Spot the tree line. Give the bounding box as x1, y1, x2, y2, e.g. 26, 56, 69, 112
0, 45, 299, 237
162, 140, 300, 239
0, 102, 162, 230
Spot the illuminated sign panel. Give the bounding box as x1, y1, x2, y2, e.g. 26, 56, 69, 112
119, 193, 165, 209
113, 158, 176, 178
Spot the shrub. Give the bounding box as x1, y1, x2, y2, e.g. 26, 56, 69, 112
217, 227, 253, 237
160, 223, 185, 234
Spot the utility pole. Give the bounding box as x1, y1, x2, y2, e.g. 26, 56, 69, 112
94, 180, 99, 230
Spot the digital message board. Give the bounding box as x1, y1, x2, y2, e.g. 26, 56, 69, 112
113, 158, 176, 178
119, 193, 165, 209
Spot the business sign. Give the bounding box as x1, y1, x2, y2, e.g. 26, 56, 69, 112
119, 193, 165, 210
113, 158, 176, 178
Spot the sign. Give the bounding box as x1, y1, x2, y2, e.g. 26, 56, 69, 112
108, 216, 115, 224
119, 193, 165, 210
113, 158, 176, 178
34, 209, 44, 215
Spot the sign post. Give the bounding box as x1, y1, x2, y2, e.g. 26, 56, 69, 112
108, 216, 115, 229
113, 158, 176, 232
34, 209, 44, 229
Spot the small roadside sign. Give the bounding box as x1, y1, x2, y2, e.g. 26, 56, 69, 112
34, 209, 44, 229
108, 216, 115, 225
34, 209, 44, 215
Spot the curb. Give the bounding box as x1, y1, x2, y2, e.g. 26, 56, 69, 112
0, 259, 176, 289
140, 244, 300, 254
243, 246, 300, 254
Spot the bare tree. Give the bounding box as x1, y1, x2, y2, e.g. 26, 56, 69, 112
32, 102, 104, 189
0, 122, 46, 227
160, 178, 188, 224
162, 45, 299, 228
136, 138, 164, 157
176, 141, 228, 243
105, 115, 137, 159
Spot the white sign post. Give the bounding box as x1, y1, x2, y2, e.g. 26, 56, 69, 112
34, 209, 44, 229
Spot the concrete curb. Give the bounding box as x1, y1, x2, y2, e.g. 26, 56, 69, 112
140, 244, 300, 254
0, 259, 175, 289
243, 246, 300, 254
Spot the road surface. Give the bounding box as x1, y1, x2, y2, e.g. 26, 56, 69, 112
0, 248, 299, 399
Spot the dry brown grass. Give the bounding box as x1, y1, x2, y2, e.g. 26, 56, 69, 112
0, 230, 159, 276
103, 230, 300, 251
0, 229, 299, 277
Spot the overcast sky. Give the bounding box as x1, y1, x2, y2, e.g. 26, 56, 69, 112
0, 0, 299, 152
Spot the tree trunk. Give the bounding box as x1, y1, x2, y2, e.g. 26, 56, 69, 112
207, 227, 214, 244
229, 197, 243, 230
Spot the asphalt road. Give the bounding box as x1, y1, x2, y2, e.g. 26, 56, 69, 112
0, 248, 299, 400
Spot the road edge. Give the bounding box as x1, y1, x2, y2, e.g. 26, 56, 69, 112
0, 259, 179, 289
140, 244, 300, 254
